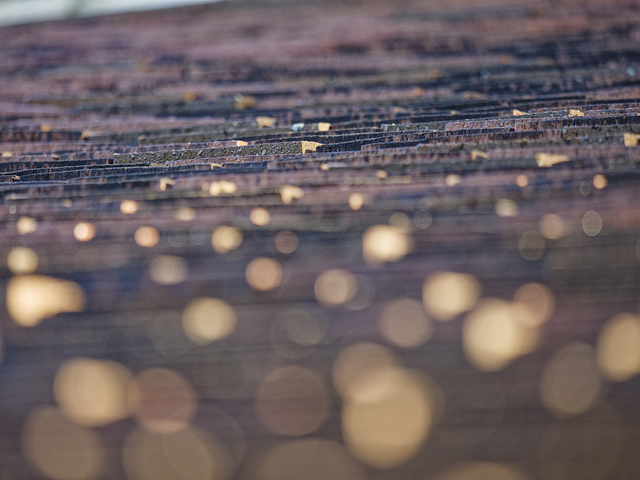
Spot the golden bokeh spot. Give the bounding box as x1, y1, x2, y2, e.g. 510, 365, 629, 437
342, 367, 433, 469
376, 170, 388, 179
250, 207, 271, 226
274, 230, 298, 254
120, 200, 139, 215
182, 298, 237, 345
7, 246, 39, 274
246, 257, 282, 291
582, 210, 602, 236
280, 185, 304, 204
251, 439, 366, 480
445, 174, 461, 186
149, 255, 188, 285
255, 366, 330, 436
518, 230, 545, 260
17, 216, 38, 235
538, 214, 566, 240
597, 313, 640, 381
511, 283, 554, 327
422, 271, 481, 321
173, 207, 196, 222
54, 358, 134, 426
135, 226, 160, 248
463, 298, 539, 372
516, 175, 529, 187
495, 199, 519, 217
432, 462, 529, 480
540, 342, 603, 417
133, 368, 197, 433
209, 181, 238, 196
379, 298, 433, 348
123, 426, 235, 480
593, 174, 607, 190
314, 269, 358, 307
333, 342, 396, 402
73, 222, 96, 242
211, 225, 243, 254
362, 225, 411, 264
7, 275, 85, 327
21, 407, 105, 480
348, 193, 364, 210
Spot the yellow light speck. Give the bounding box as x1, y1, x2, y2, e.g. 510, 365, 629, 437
516, 175, 529, 187
423, 271, 481, 321
349, 193, 364, 210
597, 313, 640, 381
120, 200, 138, 215
183, 298, 237, 345
16, 216, 38, 235
362, 225, 411, 264
538, 214, 566, 240
73, 222, 96, 242
246, 257, 282, 291
211, 226, 243, 254
135, 226, 160, 248
7, 246, 39, 274
250, 207, 271, 226
593, 174, 607, 190
314, 269, 358, 307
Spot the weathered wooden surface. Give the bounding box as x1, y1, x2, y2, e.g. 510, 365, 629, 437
2, 0, 640, 479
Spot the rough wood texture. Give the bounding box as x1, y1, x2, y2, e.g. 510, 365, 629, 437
1, 0, 640, 479
113, 141, 323, 164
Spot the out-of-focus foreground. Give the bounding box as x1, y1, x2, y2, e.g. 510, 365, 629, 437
1, 0, 640, 478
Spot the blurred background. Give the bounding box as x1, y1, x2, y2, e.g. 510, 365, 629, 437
0, 0, 222, 26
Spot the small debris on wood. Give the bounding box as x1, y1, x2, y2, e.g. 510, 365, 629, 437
535, 152, 570, 167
